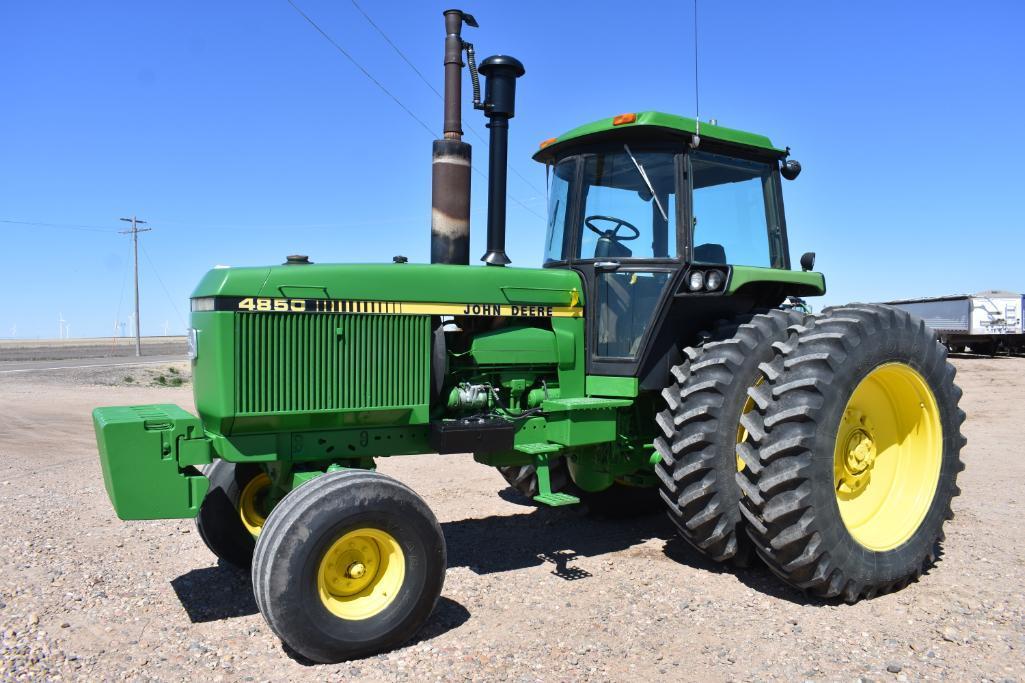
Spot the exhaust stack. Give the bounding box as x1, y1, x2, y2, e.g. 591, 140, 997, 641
478, 55, 525, 267
430, 9, 477, 266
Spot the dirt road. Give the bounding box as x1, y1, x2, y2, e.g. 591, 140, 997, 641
0, 356, 1023, 681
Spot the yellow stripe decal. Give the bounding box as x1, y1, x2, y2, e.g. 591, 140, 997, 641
225, 296, 582, 318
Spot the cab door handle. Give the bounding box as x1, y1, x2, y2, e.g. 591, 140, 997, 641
594, 261, 621, 271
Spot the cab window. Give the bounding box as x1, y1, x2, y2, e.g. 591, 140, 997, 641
689, 151, 783, 267
577, 148, 677, 260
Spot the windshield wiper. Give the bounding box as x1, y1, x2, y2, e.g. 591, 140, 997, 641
624, 144, 668, 222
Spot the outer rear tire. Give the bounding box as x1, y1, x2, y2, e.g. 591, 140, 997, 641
252, 470, 446, 663
195, 460, 265, 569
737, 304, 966, 602
654, 310, 804, 566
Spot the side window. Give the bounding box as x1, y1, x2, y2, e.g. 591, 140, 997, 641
690, 152, 778, 267
544, 160, 573, 263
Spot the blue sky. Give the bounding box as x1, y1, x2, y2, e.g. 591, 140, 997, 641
1, 1, 1022, 339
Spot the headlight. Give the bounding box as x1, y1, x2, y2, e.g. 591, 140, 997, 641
705, 270, 724, 290
187, 328, 198, 360
190, 297, 215, 312
688, 271, 705, 291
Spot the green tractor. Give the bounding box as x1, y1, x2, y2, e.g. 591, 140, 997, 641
92, 11, 964, 663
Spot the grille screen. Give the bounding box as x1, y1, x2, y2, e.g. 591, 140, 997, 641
234, 313, 430, 414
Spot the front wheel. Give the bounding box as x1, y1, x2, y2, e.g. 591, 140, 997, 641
737, 304, 965, 601
252, 470, 446, 663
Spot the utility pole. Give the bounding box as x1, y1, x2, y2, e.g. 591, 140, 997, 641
119, 216, 151, 357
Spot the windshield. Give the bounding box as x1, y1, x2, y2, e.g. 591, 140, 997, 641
690, 151, 784, 267
578, 148, 677, 259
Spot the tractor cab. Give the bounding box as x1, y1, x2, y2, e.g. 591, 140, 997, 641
533, 112, 810, 385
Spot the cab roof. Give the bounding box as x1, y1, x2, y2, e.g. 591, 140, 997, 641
532, 111, 784, 163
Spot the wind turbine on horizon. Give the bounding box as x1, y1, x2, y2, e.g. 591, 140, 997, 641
58, 312, 67, 340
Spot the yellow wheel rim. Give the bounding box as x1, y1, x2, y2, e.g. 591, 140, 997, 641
834, 363, 943, 551
238, 473, 271, 538
736, 376, 764, 472
317, 528, 405, 620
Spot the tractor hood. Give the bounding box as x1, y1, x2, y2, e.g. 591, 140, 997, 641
191, 262, 585, 311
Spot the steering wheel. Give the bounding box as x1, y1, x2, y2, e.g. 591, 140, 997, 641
585, 215, 640, 241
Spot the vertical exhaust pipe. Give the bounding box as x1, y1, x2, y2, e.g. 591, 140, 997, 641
430, 9, 477, 265
478, 55, 525, 267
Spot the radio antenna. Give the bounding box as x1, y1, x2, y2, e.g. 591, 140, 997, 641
691, 0, 701, 148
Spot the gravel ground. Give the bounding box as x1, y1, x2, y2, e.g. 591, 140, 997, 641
0, 356, 1023, 681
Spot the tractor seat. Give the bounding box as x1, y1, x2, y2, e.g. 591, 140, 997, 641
694, 242, 726, 264
594, 237, 633, 259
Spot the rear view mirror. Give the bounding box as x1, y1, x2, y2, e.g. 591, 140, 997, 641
781, 159, 802, 180
800, 252, 816, 271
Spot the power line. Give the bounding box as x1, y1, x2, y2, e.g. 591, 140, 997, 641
286, 0, 438, 138
349, 0, 443, 100
0, 219, 118, 233
287, 1, 545, 222
140, 242, 187, 328
347, 0, 545, 196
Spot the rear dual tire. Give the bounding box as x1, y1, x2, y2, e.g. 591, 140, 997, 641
736, 304, 965, 601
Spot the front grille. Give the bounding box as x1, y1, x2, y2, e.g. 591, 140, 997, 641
234, 313, 430, 414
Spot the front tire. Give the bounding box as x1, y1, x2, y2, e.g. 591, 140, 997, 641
252, 470, 446, 663
737, 304, 966, 601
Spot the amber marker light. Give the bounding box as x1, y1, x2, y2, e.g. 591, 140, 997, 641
612, 113, 637, 125
539, 137, 557, 149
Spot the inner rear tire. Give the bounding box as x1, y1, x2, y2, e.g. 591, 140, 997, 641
737, 304, 965, 602
195, 460, 266, 569
655, 310, 804, 566
252, 470, 446, 663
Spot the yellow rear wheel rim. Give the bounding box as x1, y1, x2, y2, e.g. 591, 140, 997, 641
317, 528, 405, 620
736, 376, 764, 472
834, 363, 943, 551
238, 473, 271, 538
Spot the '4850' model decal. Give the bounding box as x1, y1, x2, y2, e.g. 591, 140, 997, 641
202, 296, 583, 318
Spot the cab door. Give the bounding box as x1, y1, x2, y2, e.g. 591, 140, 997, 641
569, 147, 683, 377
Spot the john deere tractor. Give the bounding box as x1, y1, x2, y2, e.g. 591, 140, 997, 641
92, 11, 964, 663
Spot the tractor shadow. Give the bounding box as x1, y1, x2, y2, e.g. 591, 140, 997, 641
279, 596, 472, 666
170, 562, 258, 623
442, 504, 683, 577
171, 563, 471, 666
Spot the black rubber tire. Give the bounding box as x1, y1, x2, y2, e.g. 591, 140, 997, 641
251, 470, 446, 663
497, 457, 576, 501
194, 460, 264, 569
654, 310, 804, 566
736, 304, 966, 602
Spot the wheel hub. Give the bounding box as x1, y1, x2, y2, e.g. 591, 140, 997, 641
322, 538, 380, 596
837, 410, 877, 494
